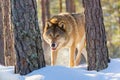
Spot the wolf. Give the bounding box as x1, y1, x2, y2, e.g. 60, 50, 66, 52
43, 13, 86, 67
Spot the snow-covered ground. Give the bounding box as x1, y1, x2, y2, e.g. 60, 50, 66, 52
0, 59, 120, 80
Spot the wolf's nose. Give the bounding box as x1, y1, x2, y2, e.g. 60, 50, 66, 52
51, 43, 56, 47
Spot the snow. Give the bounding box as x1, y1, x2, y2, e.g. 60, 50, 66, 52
0, 59, 120, 80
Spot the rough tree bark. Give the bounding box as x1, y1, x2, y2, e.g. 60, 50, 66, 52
11, 0, 46, 75
0, 0, 5, 65
3, 0, 15, 66
82, 0, 110, 71
66, 0, 76, 13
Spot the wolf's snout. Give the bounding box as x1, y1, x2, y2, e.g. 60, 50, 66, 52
51, 43, 56, 47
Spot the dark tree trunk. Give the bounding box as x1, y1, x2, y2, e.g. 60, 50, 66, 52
59, 0, 62, 13
0, 0, 5, 65
11, 0, 46, 75
82, 0, 110, 71
66, 0, 76, 13
3, 0, 15, 66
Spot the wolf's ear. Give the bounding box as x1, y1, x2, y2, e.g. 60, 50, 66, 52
50, 18, 58, 24
45, 21, 52, 29
47, 21, 52, 27
43, 21, 51, 30
59, 22, 65, 29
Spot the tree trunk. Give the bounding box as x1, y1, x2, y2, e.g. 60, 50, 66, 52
41, 0, 46, 28
41, 0, 50, 28
82, 0, 110, 71
66, 0, 76, 13
11, 0, 46, 75
0, 0, 5, 65
3, 0, 15, 66
45, 0, 50, 19
59, 0, 62, 13
41, 0, 51, 65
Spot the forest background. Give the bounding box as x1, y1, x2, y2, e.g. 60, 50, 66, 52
0, 0, 119, 76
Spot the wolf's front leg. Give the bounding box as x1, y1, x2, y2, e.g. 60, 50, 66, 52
51, 50, 58, 66
69, 46, 76, 67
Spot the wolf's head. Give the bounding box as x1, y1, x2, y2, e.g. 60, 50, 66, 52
43, 17, 69, 51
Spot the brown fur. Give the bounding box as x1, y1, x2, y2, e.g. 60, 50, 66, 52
43, 13, 86, 67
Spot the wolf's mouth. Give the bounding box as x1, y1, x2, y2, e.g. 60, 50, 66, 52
52, 47, 56, 50
51, 43, 58, 50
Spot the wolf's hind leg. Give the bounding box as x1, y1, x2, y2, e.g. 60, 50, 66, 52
75, 34, 86, 66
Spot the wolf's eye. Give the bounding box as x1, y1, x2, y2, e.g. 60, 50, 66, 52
49, 34, 52, 37
56, 34, 59, 38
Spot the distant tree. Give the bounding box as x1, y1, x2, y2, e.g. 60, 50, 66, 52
45, 0, 50, 19
41, 0, 51, 65
65, 0, 76, 13
82, 0, 110, 71
118, 13, 120, 26
118, 3, 120, 30
41, 0, 50, 28
3, 0, 15, 66
11, 0, 46, 75
59, 0, 62, 13
0, 0, 15, 66
0, 0, 5, 65
41, 0, 46, 28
